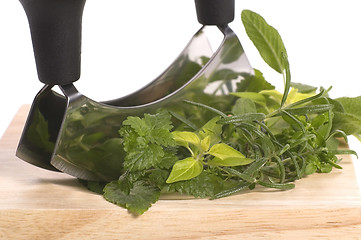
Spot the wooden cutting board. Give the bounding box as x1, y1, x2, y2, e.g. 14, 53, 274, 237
1, 105, 361, 239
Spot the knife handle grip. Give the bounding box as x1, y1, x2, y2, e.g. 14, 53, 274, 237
19, 0, 86, 85
194, 0, 235, 26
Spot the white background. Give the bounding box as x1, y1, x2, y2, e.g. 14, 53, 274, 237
1, 0, 360, 186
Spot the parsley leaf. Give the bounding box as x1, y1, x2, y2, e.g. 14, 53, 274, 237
119, 111, 177, 172
103, 180, 160, 215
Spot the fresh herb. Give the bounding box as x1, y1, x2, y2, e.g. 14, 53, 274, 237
80, 10, 360, 215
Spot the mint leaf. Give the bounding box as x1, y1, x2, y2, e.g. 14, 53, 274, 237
166, 157, 203, 183
104, 180, 160, 215
336, 96, 361, 116
148, 169, 170, 188
123, 111, 175, 146
241, 10, 287, 73
122, 116, 148, 136
155, 149, 179, 169
333, 112, 361, 135
26, 108, 55, 153
78, 179, 106, 195
119, 126, 140, 152
333, 96, 361, 135
166, 171, 224, 198
124, 144, 164, 171
120, 112, 178, 172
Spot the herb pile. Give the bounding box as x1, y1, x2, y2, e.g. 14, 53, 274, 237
80, 10, 360, 215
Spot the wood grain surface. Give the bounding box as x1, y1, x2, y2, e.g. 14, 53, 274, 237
1, 105, 361, 239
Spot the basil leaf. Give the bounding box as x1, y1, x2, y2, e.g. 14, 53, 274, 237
241, 10, 287, 73
208, 143, 251, 164
166, 157, 203, 183
199, 116, 223, 145
208, 157, 254, 167
200, 135, 211, 152
280, 53, 291, 107
172, 131, 200, 147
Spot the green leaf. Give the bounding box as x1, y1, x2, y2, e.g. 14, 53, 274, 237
257, 181, 295, 190
166, 157, 203, 183
241, 10, 287, 73
123, 111, 175, 146
260, 89, 283, 103
291, 82, 317, 93
172, 131, 200, 147
211, 182, 251, 199
208, 157, 254, 167
183, 100, 228, 118
220, 36, 244, 64
148, 169, 170, 188
169, 110, 198, 131
78, 179, 106, 195
198, 116, 223, 145
208, 143, 252, 166
201, 135, 211, 152
155, 150, 179, 170
284, 104, 333, 116
232, 98, 257, 115
336, 96, 361, 117
103, 180, 160, 215
230, 92, 267, 107
280, 53, 291, 107
320, 164, 333, 173
123, 144, 164, 171
305, 162, 317, 175
333, 112, 361, 135
209, 69, 241, 82
218, 113, 266, 125
237, 69, 275, 92
333, 96, 361, 135
287, 89, 326, 108
328, 149, 358, 158
166, 171, 225, 198
26, 108, 55, 153
122, 116, 147, 136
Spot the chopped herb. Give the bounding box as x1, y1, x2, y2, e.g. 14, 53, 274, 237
79, 10, 360, 215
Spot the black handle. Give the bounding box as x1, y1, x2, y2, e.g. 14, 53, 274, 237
19, 0, 86, 85
194, 0, 235, 26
